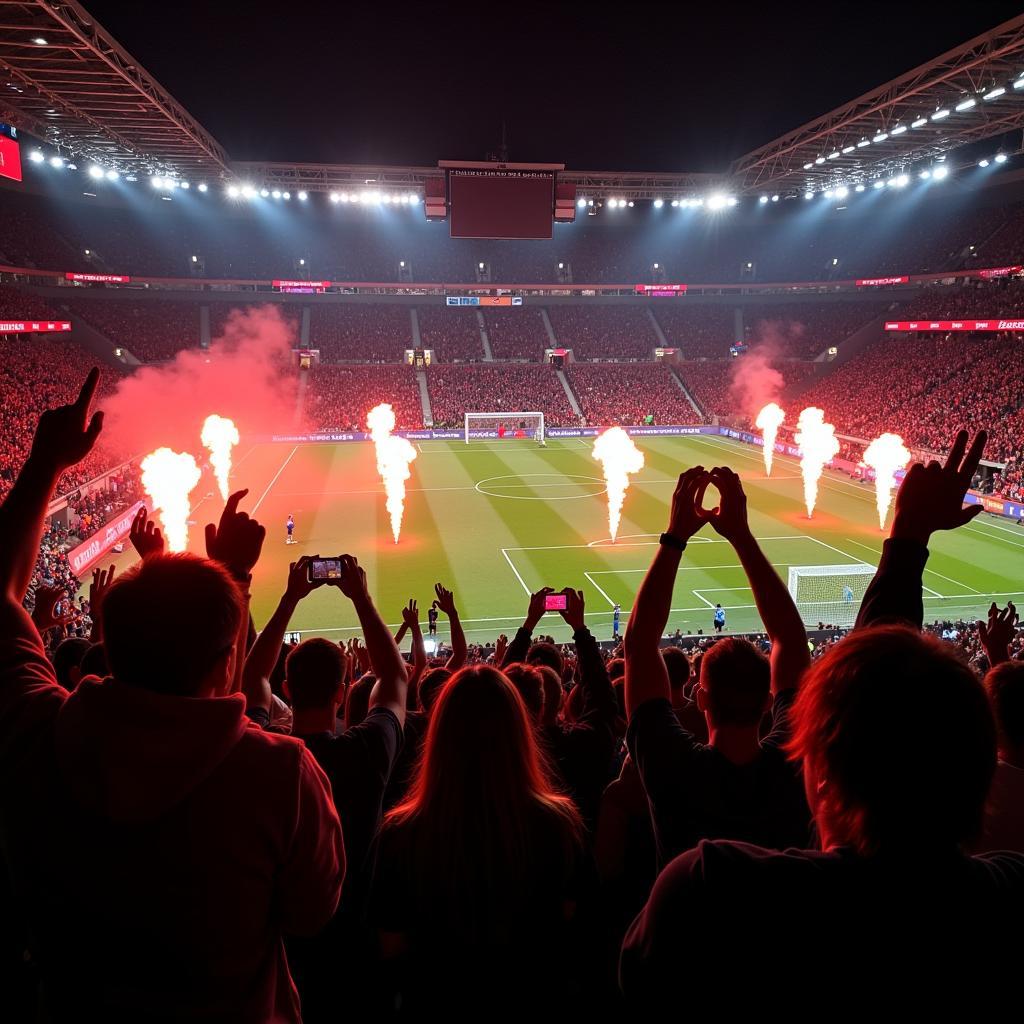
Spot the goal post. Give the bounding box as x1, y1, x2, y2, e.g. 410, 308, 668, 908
464, 412, 546, 445
787, 563, 877, 629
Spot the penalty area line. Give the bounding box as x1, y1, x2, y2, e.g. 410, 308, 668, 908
252, 445, 299, 514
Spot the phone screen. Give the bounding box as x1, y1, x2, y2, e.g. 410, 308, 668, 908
310, 558, 343, 580
544, 593, 567, 611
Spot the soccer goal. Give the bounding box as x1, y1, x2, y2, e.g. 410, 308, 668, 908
787, 563, 877, 629
464, 412, 546, 445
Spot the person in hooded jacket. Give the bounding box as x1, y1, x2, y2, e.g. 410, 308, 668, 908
0, 371, 345, 1022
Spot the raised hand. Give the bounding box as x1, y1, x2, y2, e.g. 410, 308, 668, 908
31, 585, 74, 633
347, 636, 371, 675
284, 555, 322, 603
433, 583, 458, 617
89, 564, 116, 619
891, 429, 987, 545
129, 506, 165, 560
205, 489, 266, 579
525, 586, 555, 630
977, 601, 1018, 667
703, 467, 751, 543
494, 634, 509, 663
402, 599, 420, 630
558, 588, 587, 633
667, 465, 711, 542
334, 554, 369, 603
30, 368, 104, 471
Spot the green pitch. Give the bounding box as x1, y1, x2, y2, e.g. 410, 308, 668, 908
91, 434, 1024, 644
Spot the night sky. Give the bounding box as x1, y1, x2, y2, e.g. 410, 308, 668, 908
84, 1, 1024, 171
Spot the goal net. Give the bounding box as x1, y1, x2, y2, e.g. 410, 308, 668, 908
787, 563, 877, 629
464, 412, 545, 445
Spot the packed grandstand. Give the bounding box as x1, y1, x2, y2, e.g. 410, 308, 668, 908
4, 4, 1024, 1016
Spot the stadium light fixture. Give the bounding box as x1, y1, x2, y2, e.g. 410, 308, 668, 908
931, 108, 950, 120
890, 125, 907, 135
478, 262, 485, 270
191, 255, 198, 263
241, 185, 257, 198
125, 175, 137, 182
815, 156, 826, 164
577, 197, 587, 208
979, 158, 990, 167
920, 170, 931, 180
653, 198, 664, 208
299, 258, 305, 265
670, 199, 679, 207
873, 180, 885, 189
283, 191, 291, 200
872, 132, 888, 143
955, 98, 976, 112
1014, 76, 1024, 90
804, 190, 814, 200
824, 189, 834, 198
803, 162, 813, 170
995, 153, 1008, 163
893, 175, 909, 188
828, 151, 840, 160
151, 176, 163, 188
854, 183, 865, 192
857, 139, 870, 147
607, 198, 618, 208
329, 192, 340, 203
707, 194, 728, 210
759, 195, 769, 204
227, 185, 240, 198
261, 188, 271, 197
106, 169, 119, 181
409, 194, 420, 205
771, 194, 780, 202
628, 200, 635, 207
298, 191, 308, 200
180, 181, 189, 189
653, 263, 660, 269
911, 117, 928, 128
984, 87, 1005, 100
271, 189, 281, 198
29, 150, 44, 163
842, 145, 855, 154
88, 165, 104, 179
49, 157, 64, 169
932, 165, 949, 180
198, 183, 208, 192
727, 197, 737, 206
382, 194, 391, 204
835, 186, 848, 198
32, 37, 47, 45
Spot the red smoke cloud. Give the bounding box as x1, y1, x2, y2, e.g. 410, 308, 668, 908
729, 318, 805, 418
99, 306, 299, 457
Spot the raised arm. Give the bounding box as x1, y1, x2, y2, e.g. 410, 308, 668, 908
706, 467, 809, 694
559, 587, 615, 720
0, 368, 103, 603
857, 429, 986, 630
434, 583, 467, 671
334, 556, 408, 727
502, 587, 554, 667
624, 467, 708, 717
242, 556, 322, 715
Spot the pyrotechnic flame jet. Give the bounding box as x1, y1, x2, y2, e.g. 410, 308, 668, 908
593, 427, 645, 543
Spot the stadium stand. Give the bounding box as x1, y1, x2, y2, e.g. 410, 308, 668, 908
426, 364, 577, 427
308, 304, 411, 363
304, 364, 422, 430
548, 305, 659, 360
567, 362, 695, 425
415, 306, 485, 362
62, 299, 201, 361
481, 307, 550, 360
652, 305, 737, 359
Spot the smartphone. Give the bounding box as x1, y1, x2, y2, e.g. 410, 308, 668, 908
308, 557, 343, 581
544, 593, 568, 611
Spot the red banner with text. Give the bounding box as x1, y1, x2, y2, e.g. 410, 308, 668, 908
67, 500, 148, 577
65, 272, 131, 283
885, 319, 1024, 332
0, 320, 71, 333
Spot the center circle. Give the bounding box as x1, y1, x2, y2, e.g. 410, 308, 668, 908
475, 473, 608, 501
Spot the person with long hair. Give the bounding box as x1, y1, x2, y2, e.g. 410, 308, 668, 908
370, 665, 589, 1011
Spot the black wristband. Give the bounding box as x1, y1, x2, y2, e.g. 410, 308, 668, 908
659, 532, 687, 551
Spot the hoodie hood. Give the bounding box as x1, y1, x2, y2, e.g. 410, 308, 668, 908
55, 676, 248, 823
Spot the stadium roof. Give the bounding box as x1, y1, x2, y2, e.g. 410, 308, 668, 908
0, 0, 228, 176
731, 14, 1024, 194
1, 5, 1023, 200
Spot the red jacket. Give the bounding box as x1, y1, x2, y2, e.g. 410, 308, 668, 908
0, 603, 344, 1022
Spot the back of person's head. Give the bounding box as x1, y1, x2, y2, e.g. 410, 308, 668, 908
536, 665, 563, 724
419, 666, 452, 713
527, 640, 563, 676
699, 637, 770, 726
79, 642, 107, 680
52, 637, 90, 691
662, 647, 690, 694
101, 554, 243, 697
344, 673, 375, 729
503, 663, 545, 721
285, 638, 348, 711
790, 625, 995, 854
985, 661, 1024, 751
389, 666, 579, 849
607, 657, 625, 683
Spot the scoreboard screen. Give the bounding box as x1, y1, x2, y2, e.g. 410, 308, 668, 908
447, 166, 555, 240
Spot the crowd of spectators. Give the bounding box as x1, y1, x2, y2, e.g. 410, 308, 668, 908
568, 362, 695, 425
2, 380, 1021, 1018
651, 304, 736, 359
304, 364, 423, 431
547, 306, 659, 360
63, 299, 201, 362
308, 305, 412, 363
482, 308, 550, 360
739, 300, 888, 359
0, 284, 66, 322
211, 303, 301, 344
427, 364, 577, 427
415, 306, 484, 362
